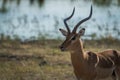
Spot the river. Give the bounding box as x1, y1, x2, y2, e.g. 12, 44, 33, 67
0, 0, 120, 41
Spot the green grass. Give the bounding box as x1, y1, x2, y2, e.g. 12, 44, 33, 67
0, 39, 120, 80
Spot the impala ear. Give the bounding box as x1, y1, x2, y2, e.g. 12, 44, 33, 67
59, 28, 68, 36
78, 28, 85, 36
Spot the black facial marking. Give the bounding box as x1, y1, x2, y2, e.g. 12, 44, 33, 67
71, 36, 76, 40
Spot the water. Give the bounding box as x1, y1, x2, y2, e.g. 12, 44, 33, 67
0, 0, 120, 41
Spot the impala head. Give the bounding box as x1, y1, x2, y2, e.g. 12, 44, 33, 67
59, 6, 92, 51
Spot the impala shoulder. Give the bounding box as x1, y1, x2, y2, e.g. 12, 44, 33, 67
85, 51, 98, 65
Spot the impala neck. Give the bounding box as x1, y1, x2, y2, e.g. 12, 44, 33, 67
71, 39, 85, 61
71, 39, 84, 54
70, 39, 86, 75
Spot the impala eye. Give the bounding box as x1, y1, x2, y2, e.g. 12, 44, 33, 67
71, 36, 76, 40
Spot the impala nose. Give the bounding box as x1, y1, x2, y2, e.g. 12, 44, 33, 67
59, 46, 65, 51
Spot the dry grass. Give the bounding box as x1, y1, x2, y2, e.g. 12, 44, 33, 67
0, 39, 120, 80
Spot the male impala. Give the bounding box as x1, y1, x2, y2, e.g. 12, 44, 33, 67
59, 6, 120, 80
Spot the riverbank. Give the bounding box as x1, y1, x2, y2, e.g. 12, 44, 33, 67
0, 39, 119, 80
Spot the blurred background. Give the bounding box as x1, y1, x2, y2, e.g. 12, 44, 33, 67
0, 0, 120, 41
0, 0, 120, 80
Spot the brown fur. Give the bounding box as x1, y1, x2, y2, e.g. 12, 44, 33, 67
61, 39, 120, 80
59, 6, 120, 80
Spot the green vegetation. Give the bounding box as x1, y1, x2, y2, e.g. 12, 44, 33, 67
93, 0, 112, 6
0, 39, 120, 80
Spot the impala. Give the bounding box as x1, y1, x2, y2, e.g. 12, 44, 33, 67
59, 6, 120, 80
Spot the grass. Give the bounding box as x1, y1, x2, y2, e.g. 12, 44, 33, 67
0, 39, 120, 80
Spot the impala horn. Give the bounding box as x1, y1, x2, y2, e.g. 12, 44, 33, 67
64, 7, 75, 33
72, 5, 92, 33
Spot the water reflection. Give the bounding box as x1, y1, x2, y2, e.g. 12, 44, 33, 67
0, 0, 7, 13
0, 0, 45, 13
0, 0, 120, 41
118, 0, 120, 5
29, 0, 45, 7
17, 0, 20, 6
30, 0, 34, 5
38, 0, 45, 7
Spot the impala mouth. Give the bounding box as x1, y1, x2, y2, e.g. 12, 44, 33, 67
59, 46, 65, 51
